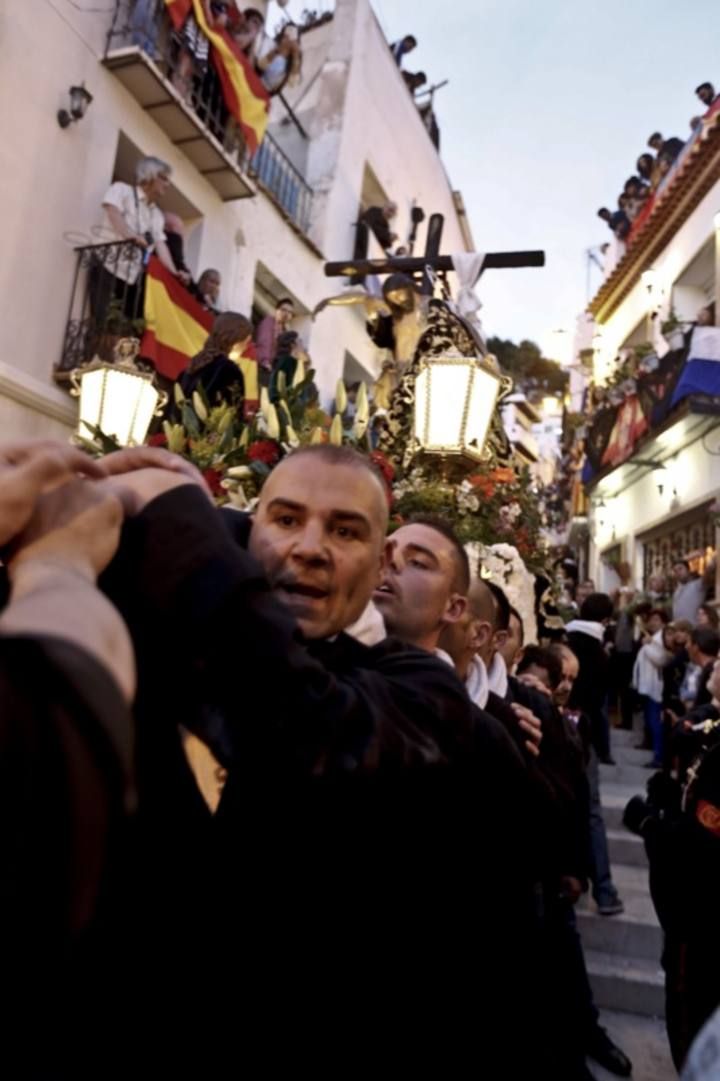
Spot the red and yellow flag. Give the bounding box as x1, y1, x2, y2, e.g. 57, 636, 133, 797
141, 256, 213, 379
164, 0, 192, 30
164, 0, 269, 154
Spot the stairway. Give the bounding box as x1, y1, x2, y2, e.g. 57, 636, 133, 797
577, 727, 677, 1080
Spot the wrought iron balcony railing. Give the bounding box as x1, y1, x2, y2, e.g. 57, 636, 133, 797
103, 0, 314, 232
57, 240, 147, 378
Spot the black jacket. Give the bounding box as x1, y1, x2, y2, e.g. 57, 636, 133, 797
91, 489, 542, 1073
568, 627, 610, 757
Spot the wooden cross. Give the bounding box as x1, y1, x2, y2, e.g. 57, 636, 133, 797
324, 213, 545, 295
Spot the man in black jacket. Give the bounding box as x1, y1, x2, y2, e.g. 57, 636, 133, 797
567, 593, 625, 918
96, 446, 540, 1075
0, 440, 137, 1075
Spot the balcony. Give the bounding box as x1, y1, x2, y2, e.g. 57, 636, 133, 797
104, 0, 255, 200
55, 240, 148, 380
102, 1, 315, 232
582, 329, 720, 496
249, 132, 313, 236
589, 106, 720, 322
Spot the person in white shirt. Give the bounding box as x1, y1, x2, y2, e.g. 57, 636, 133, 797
672, 559, 709, 624
101, 156, 190, 290
91, 157, 191, 344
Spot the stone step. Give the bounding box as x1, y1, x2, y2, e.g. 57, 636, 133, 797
585, 949, 665, 1017
577, 901, 662, 962
609, 727, 641, 749
600, 782, 644, 830
609, 744, 657, 768
600, 760, 654, 788
609, 862, 652, 894
607, 828, 648, 867
591, 1009, 675, 1081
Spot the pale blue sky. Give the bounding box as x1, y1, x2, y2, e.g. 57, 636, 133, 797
272, 0, 720, 347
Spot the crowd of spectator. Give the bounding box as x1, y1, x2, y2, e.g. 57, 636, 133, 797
554, 557, 720, 1069
597, 81, 719, 247
91, 153, 312, 405
129, 0, 304, 161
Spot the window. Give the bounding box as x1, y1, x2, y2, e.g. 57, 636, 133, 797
672, 238, 715, 324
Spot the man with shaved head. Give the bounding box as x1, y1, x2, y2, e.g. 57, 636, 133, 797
97, 445, 540, 1072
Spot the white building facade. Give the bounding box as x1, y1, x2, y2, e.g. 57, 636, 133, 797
578, 108, 720, 593
0, 0, 472, 441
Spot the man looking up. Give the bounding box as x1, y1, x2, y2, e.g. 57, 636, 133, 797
439, 576, 541, 756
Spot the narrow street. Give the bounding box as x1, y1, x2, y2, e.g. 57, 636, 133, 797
579, 727, 675, 1079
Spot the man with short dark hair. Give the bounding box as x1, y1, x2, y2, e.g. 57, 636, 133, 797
567, 593, 625, 919
696, 81, 717, 109
689, 627, 720, 710
390, 34, 417, 67
672, 559, 708, 623
597, 206, 630, 240
648, 131, 685, 162
255, 297, 295, 380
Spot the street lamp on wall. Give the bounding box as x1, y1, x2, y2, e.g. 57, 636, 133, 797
57, 83, 93, 129
413, 354, 503, 462
70, 339, 166, 447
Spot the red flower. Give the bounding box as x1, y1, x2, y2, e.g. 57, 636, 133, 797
147, 432, 167, 447
202, 468, 224, 497
369, 450, 395, 506
369, 450, 395, 483
248, 440, 281, 466
469, 475, 496, 499
489, 467, 517, 485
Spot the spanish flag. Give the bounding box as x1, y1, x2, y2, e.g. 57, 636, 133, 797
164, 0, 269, 154
141, 257, 259, 412
141, 256, 213, 380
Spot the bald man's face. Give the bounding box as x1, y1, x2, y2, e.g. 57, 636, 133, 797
249, 457, 387, 639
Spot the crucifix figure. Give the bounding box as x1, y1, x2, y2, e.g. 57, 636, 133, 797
314, 214, 545, 465
313, 213, 544, 402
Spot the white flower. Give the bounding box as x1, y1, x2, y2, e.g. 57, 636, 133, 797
465, 542, 538, 644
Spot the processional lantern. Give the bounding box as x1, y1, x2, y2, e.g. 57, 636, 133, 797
71, 338, 167, 446
413, 354, 502, 462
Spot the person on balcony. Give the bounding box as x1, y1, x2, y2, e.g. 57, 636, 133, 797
179, 311, 253, 407
597, 205, 630, 241
191, 269, 222, 314
622, 176, 649, 222
256, 22, 302, 96
163, 211, 191, 279
233, 7, 265, 57
95, 157, 190, 332
696, 81, 718, 112
636, 152, 655, 184
172, 1, 233, 104
255, 298, 296, 384
648, 131, 685, 165
363, 203, 399, 253
390, 34, 417, 68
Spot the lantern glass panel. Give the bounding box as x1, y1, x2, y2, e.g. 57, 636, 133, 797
426, 363, 470, 450
465, 366, 500, 459
78, 367, 159, 446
